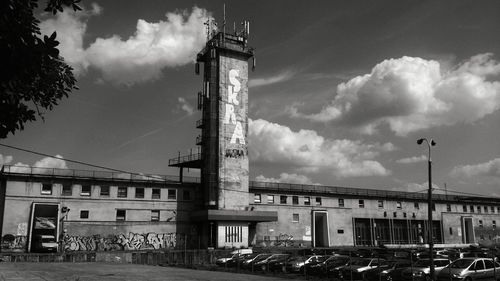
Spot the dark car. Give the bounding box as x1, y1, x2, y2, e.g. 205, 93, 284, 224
225, 253, 254, 268
241, 253, 273, 270
285, 255, 324, 273
32, 235, 58, 252
401, 258, 451, 281
364, 260, 412, 281
309, 255, 350, 276
254, 254, 289, 271
339, 257, 385, 280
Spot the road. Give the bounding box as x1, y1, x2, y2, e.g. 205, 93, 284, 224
0, 262, 291, 281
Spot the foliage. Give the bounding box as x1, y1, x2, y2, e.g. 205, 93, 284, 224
0, 0, 81, 139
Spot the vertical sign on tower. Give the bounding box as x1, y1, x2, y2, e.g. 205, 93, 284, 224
218, 55, 249, 210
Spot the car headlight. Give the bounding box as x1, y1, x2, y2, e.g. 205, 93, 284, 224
381, 270, 389, 274
452, 274, 461, 278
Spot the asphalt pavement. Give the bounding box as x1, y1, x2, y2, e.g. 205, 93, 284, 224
0, 262, 291, 281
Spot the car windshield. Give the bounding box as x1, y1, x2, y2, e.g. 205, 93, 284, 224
450, 259, 474, 269
351, 259, 371, 266
41, 238, 55, 243
254, 254, 271, 261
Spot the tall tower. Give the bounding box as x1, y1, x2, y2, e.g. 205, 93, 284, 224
170, 22, 276, 248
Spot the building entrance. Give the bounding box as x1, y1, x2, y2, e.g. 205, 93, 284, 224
28, 203, 59, 252
312, 211, 329, 247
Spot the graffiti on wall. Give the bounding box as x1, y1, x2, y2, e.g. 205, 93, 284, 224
258, 233, 295, 247
62, 232, 185, 252
1, 234, 27, 251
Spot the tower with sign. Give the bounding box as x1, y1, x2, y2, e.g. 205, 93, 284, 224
169, 20, 277, 248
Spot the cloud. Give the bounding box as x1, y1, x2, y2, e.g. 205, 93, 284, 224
292, 53, 500, 136
255, 173, 320, 185
249, 71, 295, 88
177, 97, 195, 115
10, 155, 68, 173
396, 154, 427, 164
450, 158, 500, 178
395, 182, 441, 193
0, 154, 13, 166
40, 5, 210, 85
248, 119, 394, 177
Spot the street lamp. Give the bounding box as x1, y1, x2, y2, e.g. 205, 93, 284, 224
417, 138, 436, 281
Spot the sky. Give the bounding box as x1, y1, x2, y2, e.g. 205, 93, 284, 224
1, 0, 500, 197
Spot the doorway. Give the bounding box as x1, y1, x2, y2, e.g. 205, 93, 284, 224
462, 217, 474, 243
312, 211, 329, 247
28, 203, 60, 252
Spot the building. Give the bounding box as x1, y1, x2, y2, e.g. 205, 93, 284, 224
2, 28, 500, 253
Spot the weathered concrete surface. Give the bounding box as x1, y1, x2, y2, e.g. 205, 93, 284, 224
0, 262, 289, 281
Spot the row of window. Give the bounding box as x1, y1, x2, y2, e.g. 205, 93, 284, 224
41, 184, 191, 200
254, 194, 322, 205
79, 209, 161, 222
254, 194, 500, 214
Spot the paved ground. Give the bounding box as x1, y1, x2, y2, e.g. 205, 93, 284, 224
0, 263, 290, 281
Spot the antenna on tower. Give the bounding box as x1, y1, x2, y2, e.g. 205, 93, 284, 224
223, 4, 226, 35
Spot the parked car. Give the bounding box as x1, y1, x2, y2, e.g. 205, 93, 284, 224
225, 253, 254, 268
401, 258, 451, 281
215, 249, 253, 266
437, 258, 500, 281
364, 259, 413, 281
285, 255, 324, 273
338, 257, 386, 280
242, 253, 272, 269
309, 255, 350, 276
32, 234, 58, 252
254, 254, 289, 271
265, 254, 292, 272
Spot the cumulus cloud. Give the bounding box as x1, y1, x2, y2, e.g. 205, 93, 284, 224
10, 155, 68, 173
177, 97, 195, 115
249, 71, 295, 88
395, 182, 441, 193
0, 154, 13, 166
450, 158, 500, 178
40, 4, 210, 85
396, 154, 427, 164
248, 119, 394, 177
255, 173, 320, 185
292, 54, 500, 136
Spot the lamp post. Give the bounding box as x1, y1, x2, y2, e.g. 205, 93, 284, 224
417, 138, 436, 281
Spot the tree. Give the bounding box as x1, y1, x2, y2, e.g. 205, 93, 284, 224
0, 0, 82, 139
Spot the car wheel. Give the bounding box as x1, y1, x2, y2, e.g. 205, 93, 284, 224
464, 278, 472, 281
424, 275, 431, 281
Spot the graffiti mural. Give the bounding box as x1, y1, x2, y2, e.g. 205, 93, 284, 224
257, 233, 295, 247
1, 234, 27, 251
62, 232, 184, 252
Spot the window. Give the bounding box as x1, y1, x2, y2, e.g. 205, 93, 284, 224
432, 203, 435, 211
491, 206, 495, 213
304, 197, 311, 205
479, 220, 483, 227
292, 214, 299, 222
484, 260, 495, 269
446, 204, 451, 212
403, 212, 407, 218
62, 184, 72, 196
116, 209, 126, 221
378, 200, 384, 208
463, 205, 467, 212
359, 199, 365, 208
292, 196, 299, 205
81, 185, 91, 196
477, 206, 481, 213
449, 227, 453, 235
183, 190, 190, 200
498, 206, 500, 213
41, 183, 52, 195
414, 202, 419, 209
493, 221, 497, 229
316, 197, 322, 206
339, 198, 345, 207
80, 210, 89, 219
135, 187, 144, 198
484, 206, 488, 213
280, 195, 287, 204
100, 186, 110, 197
396, 202, 402, 209
117, 187, 128, 198
470, 205, 474, 213
393, 212, 397, 218
337, 229, 344, 234
152, 188, 161, 199
151, 210, 160, 222
254, 194, 261, 203
267, 195, 274, 204
167, 189, 177, 200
